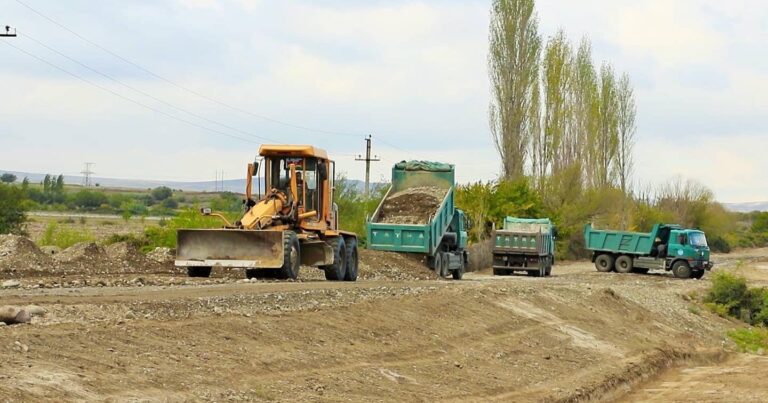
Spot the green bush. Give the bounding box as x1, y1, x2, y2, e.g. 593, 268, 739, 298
70, 190, 108, 209
0, 183, 28, 235
39, 222, 95, 249
705, 271, 768, 326
151, 186, 173, 201
727, 328, 768, 354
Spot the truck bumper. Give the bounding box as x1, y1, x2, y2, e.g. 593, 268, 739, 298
691, 260, 714, 271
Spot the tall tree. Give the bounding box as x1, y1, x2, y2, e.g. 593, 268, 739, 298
43, 174, 51, 194
54, 174, 65, 193
595, 63, 619, 188
488, 0, 542, 180
571, 38, 600, 187
542, 30, 573, 175
615, 73, 636, 194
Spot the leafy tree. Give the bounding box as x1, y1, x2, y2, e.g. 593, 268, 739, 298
0, 183, 28, 235
151, 186, 173, 201
54, 174, 65, 193
752, 212, 768, 233
21, 177, 30, 190
0, 173, 17, 183
489, 0, 542, 180
43, 174, 52, 194
71, 190, 108, 209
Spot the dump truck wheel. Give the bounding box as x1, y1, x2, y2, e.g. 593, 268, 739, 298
275, 232, 300, 280
187, 267, 212, 277
692, 270, 705, 279
451, 259, 464, 280
322, 237, 347, 281
434, 253, 444, 278
595, 254, 614, 272
441, 253, 451, 278
615, 255, 633, 273
672, 261, 692, 279
343, 237, 358, 281
545, 258, 552, 276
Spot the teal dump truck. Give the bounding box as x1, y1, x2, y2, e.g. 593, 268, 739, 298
366, 161, 468, 279
492, 217, 555, 277
584, 223, 713, 279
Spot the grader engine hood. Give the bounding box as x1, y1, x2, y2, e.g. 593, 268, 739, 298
175, 229, 284, 268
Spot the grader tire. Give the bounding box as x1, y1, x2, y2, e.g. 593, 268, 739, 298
343, 237, 359, 281
322, 237, 347, 281
275, 232, 300, 280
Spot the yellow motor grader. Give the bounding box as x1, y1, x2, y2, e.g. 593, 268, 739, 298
175, 145, 358, 281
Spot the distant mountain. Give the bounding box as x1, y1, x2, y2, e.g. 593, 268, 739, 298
723, 202, 768, 213
1, 170, 370, 194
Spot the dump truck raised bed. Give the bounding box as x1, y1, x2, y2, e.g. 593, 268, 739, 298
492, 217, 555, 277
366, 160, 468, 279
584, 223, 713, 279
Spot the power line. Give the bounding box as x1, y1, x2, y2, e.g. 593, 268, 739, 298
17, 30, 279, 144
2, 40, 262, 145
14, 0, 361, 138
80, 162, 94, 187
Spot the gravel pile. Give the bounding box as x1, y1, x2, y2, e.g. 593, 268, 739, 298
358, 249, 436, 281
376, 186, 447, 225
0, 235, 54, 277
147, 247, 175, 264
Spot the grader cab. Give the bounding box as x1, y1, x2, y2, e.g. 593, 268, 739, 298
175, 145, 359, 281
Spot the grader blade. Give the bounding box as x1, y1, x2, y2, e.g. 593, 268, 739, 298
175, 229, 284, 268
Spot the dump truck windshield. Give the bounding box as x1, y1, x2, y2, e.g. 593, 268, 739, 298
689, 232, 708, 247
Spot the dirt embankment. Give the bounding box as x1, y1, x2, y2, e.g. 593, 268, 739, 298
376, 186, 447, 225
0, 271, 736, 402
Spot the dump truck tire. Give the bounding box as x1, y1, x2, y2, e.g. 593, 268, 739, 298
595, 254, 614, 272
615, 255, 633, 273
451, 258, 464, 280
275, 232, 300, 280
344, 237, 358, 281
672, 260, 692, 279
434, 253, 444, 278
322, 237, 347, 281
187, 267, 212, 277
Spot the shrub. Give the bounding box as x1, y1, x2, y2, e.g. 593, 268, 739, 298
39, 222, 95, 249
705, 272, 748, 317
151, 186, 173, 201
727, 328, 768, 354
0, 183, 28, 235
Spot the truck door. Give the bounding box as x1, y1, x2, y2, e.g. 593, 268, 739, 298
668, 230, 687, 258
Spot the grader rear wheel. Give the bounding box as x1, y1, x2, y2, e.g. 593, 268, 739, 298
322, 237, 347, 281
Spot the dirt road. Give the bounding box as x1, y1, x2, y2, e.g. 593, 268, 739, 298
1, 249, 766, 401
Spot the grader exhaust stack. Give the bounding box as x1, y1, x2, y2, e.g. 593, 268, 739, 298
174, 145, 359, 281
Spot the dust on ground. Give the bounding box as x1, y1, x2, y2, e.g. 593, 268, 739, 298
376, 186, 447, 225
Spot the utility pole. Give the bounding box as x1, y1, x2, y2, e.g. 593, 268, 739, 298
355, 134, 380, 195
1, 25, 17, 38
81, 162, 94, 187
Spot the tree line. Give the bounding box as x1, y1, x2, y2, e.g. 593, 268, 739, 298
489, 0, 635, 192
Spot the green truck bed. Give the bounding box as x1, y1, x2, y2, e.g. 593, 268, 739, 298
366, 162, 455, 256
584, 223, 675, 255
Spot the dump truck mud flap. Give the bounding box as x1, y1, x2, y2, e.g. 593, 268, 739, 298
175, 229, 284, 268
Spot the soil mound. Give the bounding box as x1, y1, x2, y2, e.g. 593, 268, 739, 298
0, 235, 53, 277
107, 242, 151, 267
376, 186, 447, 225
358, 249, 437, 280
147, 247, 175, 264
55, 242, 107, 265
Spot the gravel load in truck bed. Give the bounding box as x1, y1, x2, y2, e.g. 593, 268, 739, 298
376, 186, 448, 225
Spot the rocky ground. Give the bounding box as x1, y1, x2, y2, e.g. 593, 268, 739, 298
1, 236, 767, 402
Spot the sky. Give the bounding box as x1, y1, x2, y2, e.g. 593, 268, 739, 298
1, 0, 767, 202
